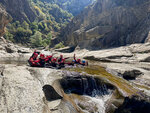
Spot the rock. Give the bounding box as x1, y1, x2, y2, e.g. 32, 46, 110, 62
58, 0, 150, 49
5, 45, 17, 53
0, 5, 11, 37
60, 75, 114, 96
114, 95, 150, 113
0, 65, 63, 113
105, 63, 143, 80
55, 46, 75, 53
0, 0, 36, 22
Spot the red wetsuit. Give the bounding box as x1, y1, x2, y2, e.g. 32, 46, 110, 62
28, 52, 40, 67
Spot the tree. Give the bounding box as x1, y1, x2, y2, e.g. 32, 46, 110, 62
42, 32, 52, 47
22, 21, 29, 29
30, 31, 43, 47
30, 22, 38, 33
14, 27, 32, 43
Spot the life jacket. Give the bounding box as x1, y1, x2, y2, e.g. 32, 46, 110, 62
28, 58, 40, 67
28, 52, 39, 67
45, 55, 52, 62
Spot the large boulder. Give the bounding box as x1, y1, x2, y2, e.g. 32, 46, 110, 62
0, 65, 62, 113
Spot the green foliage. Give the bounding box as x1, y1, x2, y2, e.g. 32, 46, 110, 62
4, 31, 14, 42
22, 21, 29, 29
31, 0, 73, 30
54, 42, 65, 49
5, 0, 93, 48
30, 22, 38, 33
14, 27, 32, 43
30, 31, 52, 47
30, 31, 43, 47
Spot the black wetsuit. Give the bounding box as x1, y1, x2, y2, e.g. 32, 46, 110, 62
39, 58, 45, 67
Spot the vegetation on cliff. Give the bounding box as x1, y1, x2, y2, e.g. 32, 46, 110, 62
1, 0, 94, 47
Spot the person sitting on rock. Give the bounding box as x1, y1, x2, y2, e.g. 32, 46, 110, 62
74, 54, 81, 64
58, 55, 65, 67
65, 60, 75, 66
45, 55, 53, 66
38, 54, 46, 67
73, 54, 88, 66
81, 60, 88, 66
51, 58, 58, 67
28, 51, 40, 67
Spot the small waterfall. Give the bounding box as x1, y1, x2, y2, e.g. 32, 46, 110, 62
60, 75, 113, 97
59, 74, 114, 113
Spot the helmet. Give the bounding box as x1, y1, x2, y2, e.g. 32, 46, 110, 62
60, 55, 63, 58
33, 53, 38, 58
53, 58, 57, 62
72, 60, 75, 62
48, 55, 52, 58
82, 60, 86, 64
77, 59, 81, 62
40, 54, 45, 58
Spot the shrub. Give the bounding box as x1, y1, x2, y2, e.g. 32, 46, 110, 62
30, 31, 43, 47
54, 42, 65, 49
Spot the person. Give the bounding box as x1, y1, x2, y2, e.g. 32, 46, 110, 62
38, 54, 46, 67
28, 51, 40, 67
51, 57, 58, 67
65, 60, 75, 66
58, 55, 65, 67
45, 55, 53, 66
30, 50, 40, 58
73, 54, 88, 66
74, 54, 82, 64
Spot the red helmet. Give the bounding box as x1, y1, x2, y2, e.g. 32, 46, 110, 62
33, 53, 38, 58
53, 58, 57, 62
48, 55, 52, 58
40, 54, 45, 58
77, 59, 81, 62
60, 55, 63, 58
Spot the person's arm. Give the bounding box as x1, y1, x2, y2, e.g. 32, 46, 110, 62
64, 57, 70, 59
34, 59, 40, 63
74, 54, 76, 60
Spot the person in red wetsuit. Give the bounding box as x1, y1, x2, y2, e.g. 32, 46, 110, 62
38, 54, 46, 67
73, 54, 88, 66
74, 54, 81, 64
45, 55, 53, 64
28, 51, 40, 67
51, 58, 58, 67
58, 55, 65, 67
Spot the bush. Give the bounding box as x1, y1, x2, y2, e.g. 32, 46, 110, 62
4, 31, 14, 42
30, 31, 43, 47
14, 27, 32, 43
54, 42, 65, 49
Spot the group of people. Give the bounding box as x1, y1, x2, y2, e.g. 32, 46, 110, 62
28, 50, 88, 69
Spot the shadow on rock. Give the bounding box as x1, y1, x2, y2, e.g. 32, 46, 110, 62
42, 85, 63, 101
